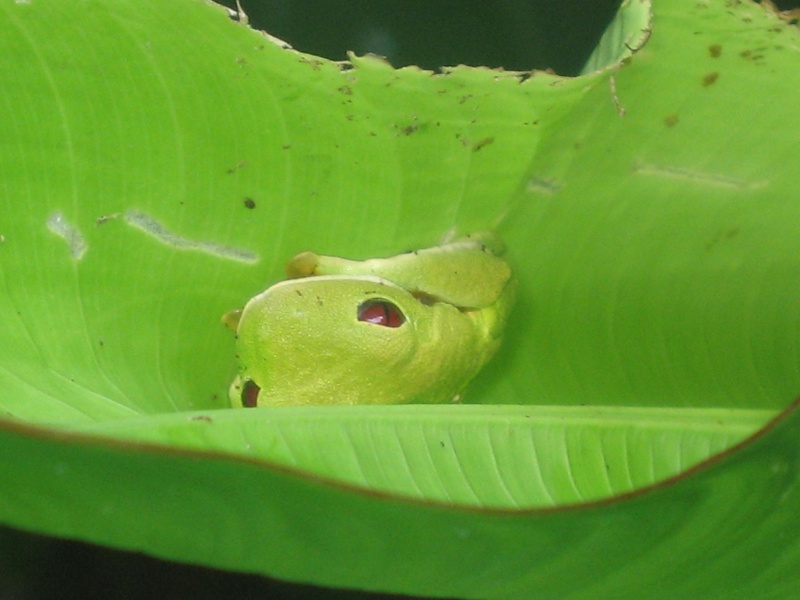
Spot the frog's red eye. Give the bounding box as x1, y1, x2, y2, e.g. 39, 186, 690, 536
242, 379, 260, 408
357, 299, 406, 328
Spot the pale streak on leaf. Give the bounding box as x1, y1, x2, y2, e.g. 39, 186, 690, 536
46, 211, 88, 260
632, 161, 769, 190
123, 210, 259, 264
525, 176, 561, 195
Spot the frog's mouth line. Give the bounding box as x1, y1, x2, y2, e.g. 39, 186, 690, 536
242, 380, 261, 408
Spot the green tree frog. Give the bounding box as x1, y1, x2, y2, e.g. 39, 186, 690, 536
222, 232, 516, 407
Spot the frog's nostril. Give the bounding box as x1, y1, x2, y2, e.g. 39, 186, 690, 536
242, 379, 261, 408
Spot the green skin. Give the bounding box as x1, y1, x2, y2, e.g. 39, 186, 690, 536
222, 232, 516, 407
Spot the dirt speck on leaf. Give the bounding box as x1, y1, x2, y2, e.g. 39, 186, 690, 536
471, 136, 495, 152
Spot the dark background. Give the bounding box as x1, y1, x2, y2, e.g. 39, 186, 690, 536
224, 0, 621, 75
3, 0, 798, 598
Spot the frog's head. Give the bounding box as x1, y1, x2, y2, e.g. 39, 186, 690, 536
226, 274, 487, 407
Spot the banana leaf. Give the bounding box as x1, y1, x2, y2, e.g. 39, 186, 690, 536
0, 0, 799, 597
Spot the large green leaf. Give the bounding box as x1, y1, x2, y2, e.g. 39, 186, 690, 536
1, 0, 799, 597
